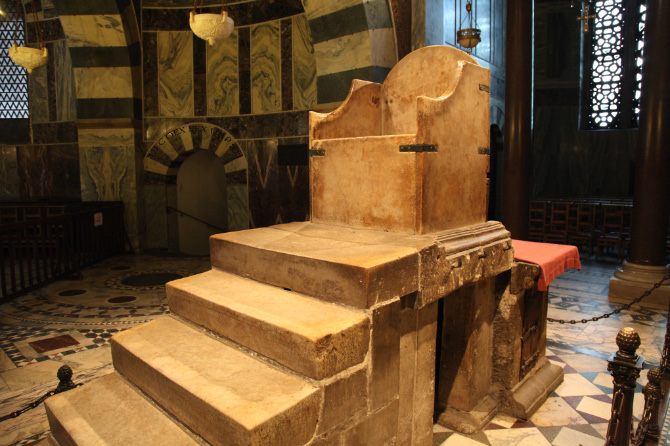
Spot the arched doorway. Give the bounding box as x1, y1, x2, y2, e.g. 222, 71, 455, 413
176, 150, 228, 255
143, 123, 249, 252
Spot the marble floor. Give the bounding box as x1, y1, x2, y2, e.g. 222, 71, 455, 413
0, 254, 667, 445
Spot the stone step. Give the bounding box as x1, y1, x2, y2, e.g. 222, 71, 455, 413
45, 372, 200, 446
210, 221, 426, 309
167, 269, 370, 380
111, 316, 321, 446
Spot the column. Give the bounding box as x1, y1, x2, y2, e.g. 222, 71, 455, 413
501, 0, 533, 240
609, 0, 670, 304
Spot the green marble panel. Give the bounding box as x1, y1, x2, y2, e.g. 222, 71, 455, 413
227, 184, 249, 231
78, 128, 135, 147
292, 15, 316, 110
75, 67, 134, 99
251, 22, 281, 114
158, 31, 194, 117
207, 29, 239, 116
58, 15, 126, 47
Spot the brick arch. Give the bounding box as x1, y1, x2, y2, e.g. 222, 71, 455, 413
300, 0, 398, 108
51, 0, 141, 120
144, 123, 247, 184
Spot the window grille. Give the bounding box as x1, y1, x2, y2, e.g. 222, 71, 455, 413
0, 0, 28, 119
582, 0, 645, 130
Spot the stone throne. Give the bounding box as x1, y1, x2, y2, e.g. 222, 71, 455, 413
42, 46, 560, 446
309, 45, 491, 234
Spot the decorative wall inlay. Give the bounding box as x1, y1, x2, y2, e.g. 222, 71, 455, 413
307, 0, 393, 44
46, 41, 57, 121
292, 14, 316, 110
158, 31, 194, 117
29, 62, 49, 123
207, 29, 239, 116
251, 22, 281, 114
193, 35, 207, 116
238, 26, 251, 114
16, 144, 80, 200
31, 122, 78, 144
58, 15, 127, 47
246, 139, 280, 228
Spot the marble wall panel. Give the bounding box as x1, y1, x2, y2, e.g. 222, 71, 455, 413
46, 41, 57, 121
74, 67, 134, 99
193, 37, 207, 116
281, 19, 293, 111
144, 32, 159, 117
17, 145, 51, 199
50, 144, 81, 199
58, 15, 127, 47
29, 62, 49, 123
245, 139, 280, 228
207, 29, 239, 116
227, 185, 250, 231
143, 184, 168, 249
238, 26, 251, 115
313, 31, 374, 76
251, 22, 281, 114
303, 0, 361, 20
78, 128, 135, 148
54, 39, 77, 121
278, 165, 309, 223
0, 147, 19, 199
79, 144, 138, 246
292, 15, 316, 110
158, 31, 194, 117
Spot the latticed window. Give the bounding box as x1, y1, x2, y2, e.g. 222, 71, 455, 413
0, 0, 28, 119
581, 0, 645, 130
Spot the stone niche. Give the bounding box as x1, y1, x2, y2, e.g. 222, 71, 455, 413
43, 46, 561, 446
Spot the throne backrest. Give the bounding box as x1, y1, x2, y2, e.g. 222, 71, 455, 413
380, 46, 477, 135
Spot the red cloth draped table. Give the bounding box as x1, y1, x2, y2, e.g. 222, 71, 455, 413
512, 240, 582, 290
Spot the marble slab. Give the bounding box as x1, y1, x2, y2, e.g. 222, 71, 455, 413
17, 145, 52, 199
158, 31, 194, 117
74, 67, 134, 99
78, 128, 135, 147
207, 29, 239, 116
292, 14, 316, 110
54, 39, 76, 121
314, 29, 395, 77
143, 184, 168, 249
58, 15, 127, 47
303, 0, 362, 21
0, 147, 19, 199
227, 184, 250, 231
251, 22, 281, 114
28, 59, 49, 123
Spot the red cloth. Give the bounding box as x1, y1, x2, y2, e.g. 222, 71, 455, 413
512, 240, 582, 291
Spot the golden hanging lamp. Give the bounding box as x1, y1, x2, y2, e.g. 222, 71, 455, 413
7, 0, 48, 74
456, 0, 481, 51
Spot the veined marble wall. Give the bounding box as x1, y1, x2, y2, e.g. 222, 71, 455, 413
142, 1, 318, 244
0, 147, 20, 199
79, 128, 140, 249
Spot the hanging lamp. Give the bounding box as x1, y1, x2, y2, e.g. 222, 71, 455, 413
189, 0, 234, 46
8, 0, 48, 73
456, 0, 481, 51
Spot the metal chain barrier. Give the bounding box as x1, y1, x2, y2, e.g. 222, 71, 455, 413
547, 274, 670, 324
0, 365, 81, 422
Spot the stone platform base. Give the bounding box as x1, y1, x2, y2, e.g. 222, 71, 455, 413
436, 395, 498, 434
502, 360, 564, 420
609, 261, 670, 306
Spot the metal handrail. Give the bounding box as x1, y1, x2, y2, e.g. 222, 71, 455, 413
166, 206, 226, 232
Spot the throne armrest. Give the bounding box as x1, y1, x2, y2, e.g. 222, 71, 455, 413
309, 79, 383, 142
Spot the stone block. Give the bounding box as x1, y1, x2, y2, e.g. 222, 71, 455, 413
370, 300, 401, 411
397, 304, 418, 446
318, 367, 368, 434
412, 301, 438, 446
510, 261, 541, 294
210, 222, 421, 309
45, 373, 200, 446
167, 269, 370, 380
343, 399, 399, 446
111, 316, 320, 446
309, 431, 342, 446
